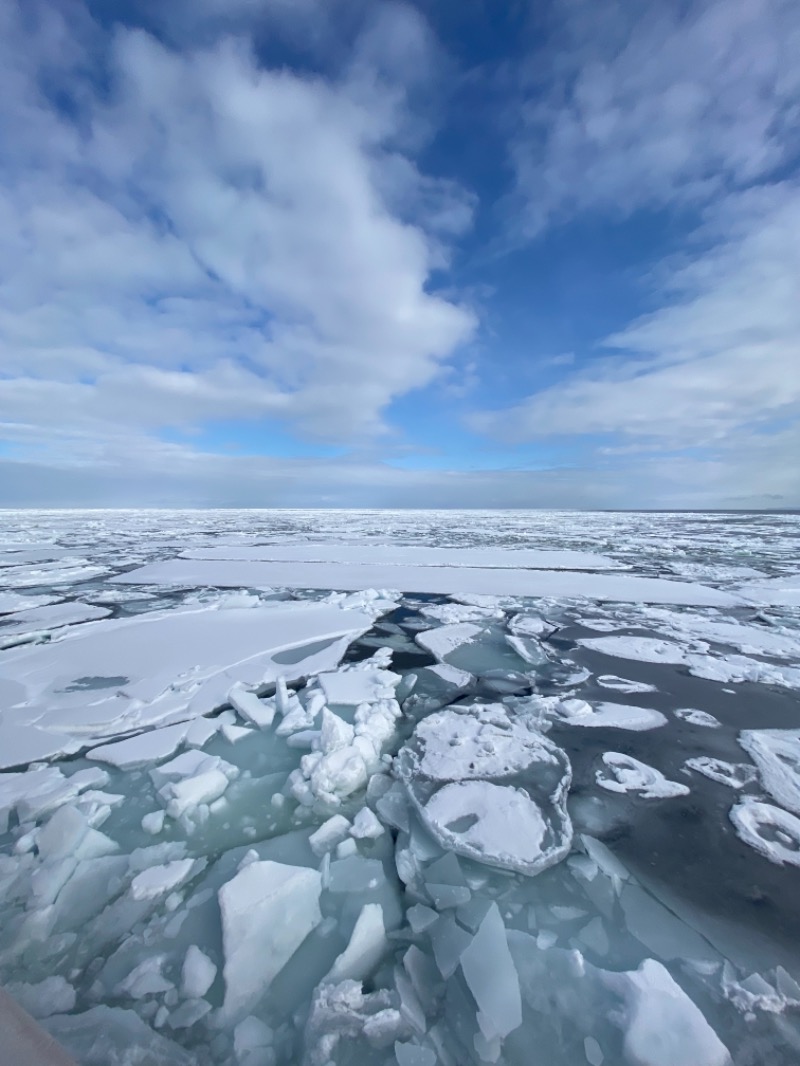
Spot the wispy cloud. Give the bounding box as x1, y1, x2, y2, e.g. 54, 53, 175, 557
511, 0, 800, 234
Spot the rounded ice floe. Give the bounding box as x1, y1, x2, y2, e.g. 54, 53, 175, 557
729, 800, 800, 867
673, 708, 720, 728
684, 758, 756, 789
596, 753, 689, 799
394, 704, 572, 877
738, 729, 800, 815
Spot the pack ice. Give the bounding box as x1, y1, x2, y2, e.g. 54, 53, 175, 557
2, 508, 798, 1066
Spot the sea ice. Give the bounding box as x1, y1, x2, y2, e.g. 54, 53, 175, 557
181, 946, 217, 1000
674, 708, 720, 728
117, 559, 742, 606
685, 758, 757, 789
553, 699, 667, 731
601, 959, 731, 1066
326, 903, 388, 983
218, 860, 322, 1021
578, 636, 687, 664
395, 704, 572, 876
729, 800, 800, 867
738, 729, 800, 815
596, 754, 690, 799
459, 901, 522, 1050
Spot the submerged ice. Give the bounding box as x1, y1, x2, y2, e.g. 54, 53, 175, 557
1, 509, 799, 1066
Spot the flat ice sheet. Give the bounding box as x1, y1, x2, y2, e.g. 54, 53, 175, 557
180, 543, 625, 570
0, 602, 371, 762
114, 559, 742, 607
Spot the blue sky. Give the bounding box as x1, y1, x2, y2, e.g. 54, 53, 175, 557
0, 0, 798, 508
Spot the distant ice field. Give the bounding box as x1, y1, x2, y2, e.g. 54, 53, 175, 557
1, 508, 799, 1066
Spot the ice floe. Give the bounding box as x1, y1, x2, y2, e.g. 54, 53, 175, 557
116, 559, 743, 606
729, 800, 800, 867
395, 703, 572, 875
738, 730, 800, 815
685, 758, 757, 789
596, 753, 690, 799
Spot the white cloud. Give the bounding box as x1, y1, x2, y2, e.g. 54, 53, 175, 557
0, 1, 475, 459
512, 0, 800, 233
470, 179, 800, 492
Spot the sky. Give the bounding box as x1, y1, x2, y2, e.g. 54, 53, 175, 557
1, 0, 799, 510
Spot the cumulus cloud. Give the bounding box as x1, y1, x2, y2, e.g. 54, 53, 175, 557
0, 0, 475, 461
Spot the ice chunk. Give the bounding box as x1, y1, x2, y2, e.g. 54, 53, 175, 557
309, 815, 352, 857
219, 860, 322, 1021
415, 622, 484, 662
116, 956, 173, 999
596, 753, 690, 799
597, 675, 658, 694
326, 903, 388, 982
350, 806, 384, 840
130, 859, 196, 901
685, 758, 757, 789
396, 704, 572, 876
729, 799, 800, 867
6, 976, 76, 1018
738, 729, 800, 814
319, 663, 400, 706
228, 682, 276, 728
142, 810, 166, 835
674, 708, 720, 728
167, 998, 211, 1030
181, 945, 217, 999
233, 1016, 274, 1062
601, 959, 730, 1066
460, 902, 522, 1047
394, 1041, 437, 1066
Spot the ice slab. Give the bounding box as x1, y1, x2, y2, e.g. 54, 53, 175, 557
115, 559, 742, 606
459, 901, 522, 1046
602, 959, 731, 1066
326, 902, 388, 983
219, 860, 322, 1021
738, 729, 800, 815
579, 636, 687, 664
395, 704, 572, 876
181, 542, 624, 570
86, 723, 191, 769
597, 753, 690, 799
737, 574, 800, 608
